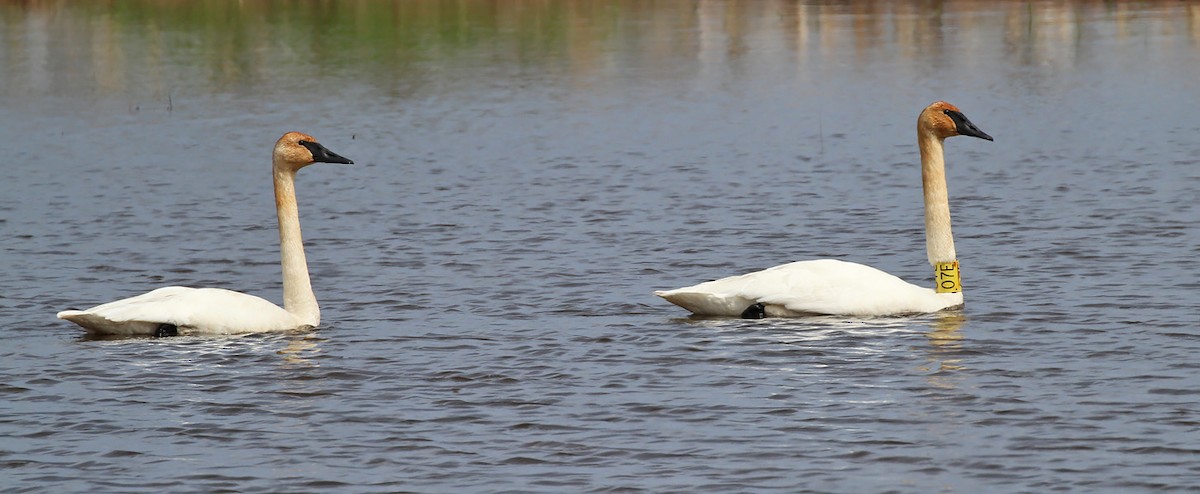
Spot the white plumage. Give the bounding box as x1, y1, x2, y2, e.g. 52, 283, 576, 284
656, 101, 992, 318
57, 132, 353, 336
655, 259, 962, 317
57, 287, 303, 336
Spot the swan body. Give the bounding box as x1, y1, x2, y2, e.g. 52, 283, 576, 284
655, 259, 963, 317
57, 287, 306, 336
656, 101, 992, 318
57, 132, 353, 336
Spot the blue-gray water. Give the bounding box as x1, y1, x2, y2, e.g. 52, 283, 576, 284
2, 2, 1199, 492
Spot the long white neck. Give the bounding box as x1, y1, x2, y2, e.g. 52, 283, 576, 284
273, 165, 319, 327
918, 130, 956, 266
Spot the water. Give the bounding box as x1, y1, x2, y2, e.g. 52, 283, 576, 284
2, 1, 1199, 492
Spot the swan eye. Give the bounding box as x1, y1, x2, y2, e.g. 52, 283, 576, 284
298, 140, 310, 146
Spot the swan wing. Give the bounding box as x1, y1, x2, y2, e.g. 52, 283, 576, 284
57, 286, 301, 336
656, 259, 959, 317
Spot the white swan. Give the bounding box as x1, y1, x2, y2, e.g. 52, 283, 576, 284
655, 101, 992, 318
57, 132, 353, 336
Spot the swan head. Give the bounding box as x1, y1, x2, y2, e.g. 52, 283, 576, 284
921, 101, 993, 142
273, 132, 354, 171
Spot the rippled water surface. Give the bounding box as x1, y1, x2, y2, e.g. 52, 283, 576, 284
3, 1, 1199, 492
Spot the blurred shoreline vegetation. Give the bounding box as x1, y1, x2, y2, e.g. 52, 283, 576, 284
1, 1, 1197, 101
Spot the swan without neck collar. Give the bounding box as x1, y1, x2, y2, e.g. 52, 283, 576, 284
57, 132, 353, 336
655, 101, 993, 318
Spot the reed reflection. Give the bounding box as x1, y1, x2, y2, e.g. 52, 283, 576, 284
2, 0, 1197, 104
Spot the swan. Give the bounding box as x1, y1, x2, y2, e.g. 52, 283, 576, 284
56, 132, 353, 336
655, 101, 992, 318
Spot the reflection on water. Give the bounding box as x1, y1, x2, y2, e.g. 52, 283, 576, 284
78, 325, 325, 364
3, 0, 1200, 106
921, 312, 967, 386
276, 333, 323, 367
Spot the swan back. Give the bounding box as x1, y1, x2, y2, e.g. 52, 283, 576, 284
656, 259, 962, 317
57, 287, 303, 336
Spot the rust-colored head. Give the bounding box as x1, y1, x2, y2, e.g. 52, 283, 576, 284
272, 132, 353, 171
919, 101, 993, 141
